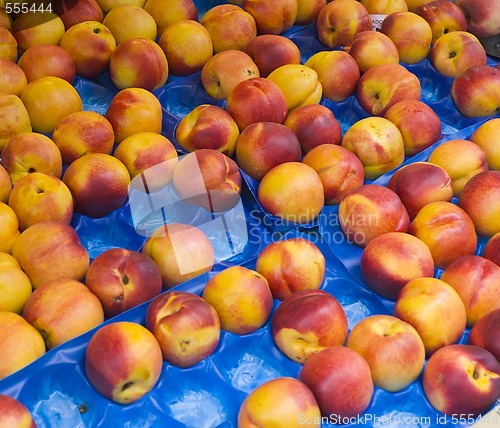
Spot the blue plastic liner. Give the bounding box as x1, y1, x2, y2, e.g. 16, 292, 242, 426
1, 0, 499, 426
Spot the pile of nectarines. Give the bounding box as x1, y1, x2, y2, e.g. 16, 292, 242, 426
1, 0, 500, 426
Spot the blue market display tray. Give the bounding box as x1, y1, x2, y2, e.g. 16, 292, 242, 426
1, 229, 468, 428
1, 0, 500, 426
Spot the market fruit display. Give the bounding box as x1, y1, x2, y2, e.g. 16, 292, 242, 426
0, 0, 500, 426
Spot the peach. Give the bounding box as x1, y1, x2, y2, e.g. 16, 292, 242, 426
415, 0, 467, 44
200, 4, 257, 53
0, 8, 10, 31
468, 309, 500, 360
272, 289, 348, 363
258, 162, 324, 224
341, 116, 405, 179
0, 27, 17, 62
226, 77, 288, 131
51, 111, 114, 165
406, 0, 436, 12
158, 20, 212, 77
316, 0, 372, 48
23, 278, 104, 350
348, 30, 400, 75
20, 76, 82, 135
356, 63, 422, 117
338, 184, 410, 247
11, 221, 89, 289
242, 0, 298, 35
470, 118, 500, 170
360, 232, 435, 300
0, 59, 27, 96
409, 201, 477, 269
347, 314, 426, 392
63, 153, 130, 218
394, 277, 467, 356
103, 5, 157, 44
441, 255, 500, 327
0, 202, 20, 254
238, 377, 321, 428
0, 94, 32, 153
299, 346, 374, 419
175, 104, 239, 156
17, 44, 76, 84
109, 38, 168, 91
381, 11, 433, 64
12, 11, 65, 53
360, 0, 408, 13
1, 132, 63, 185
142, 223, 215, 289
284, 104, 343, 154
86, 248, 163, 318
423, 344, 500, 416
256, 238, 326, 301
430, 31, 487, 78
85, 321, 163, 404
428, 139, 489, 197
303, 144, 364, 205
113, 132, 179, 192
105, 87, 163, 144
451, 64, 500, 118
0, 312, 45, 380
143, 0, 198, 37
0, 394, 37, 428
201, 265, 273, 335
0, 164, 11, 203
304, 50, 360, 102
384, 99, 443, 157
294, 0, 326, 26
387, 162, 453, 219
96, 0, 147, 13
483, 233, 500, 266
145, 291, 220, 368
201, 50, 260, 100
244, 34, 301, 78
235, 122, 302, 182
455, 0, 500, 39
55, 0, 104, 30
172, 149, 242, 213
267, 64, 322, 111
8, 172, 74, 231
60, 20, 116, 79
457, 171, 500, 237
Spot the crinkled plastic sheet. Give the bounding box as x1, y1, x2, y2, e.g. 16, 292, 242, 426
1, 1, 500, 426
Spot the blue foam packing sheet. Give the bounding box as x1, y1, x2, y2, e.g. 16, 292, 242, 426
1, 0, 500, 426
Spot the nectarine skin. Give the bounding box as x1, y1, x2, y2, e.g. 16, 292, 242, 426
255, 238, 326, 301
457, 171, 500, 237
299, 345, 374, 419
238, 377, 322, 428
272, 289, 348, 364
360, 232, 435, 300
338, 184, 410, 247
423, 344, 500, 416
468, 308, 500, 360
441, 255, 500, 327
145, 291, 221, 368
394, 277, 467, 357
85, 321, 163, 404
408, 201, 478, 269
